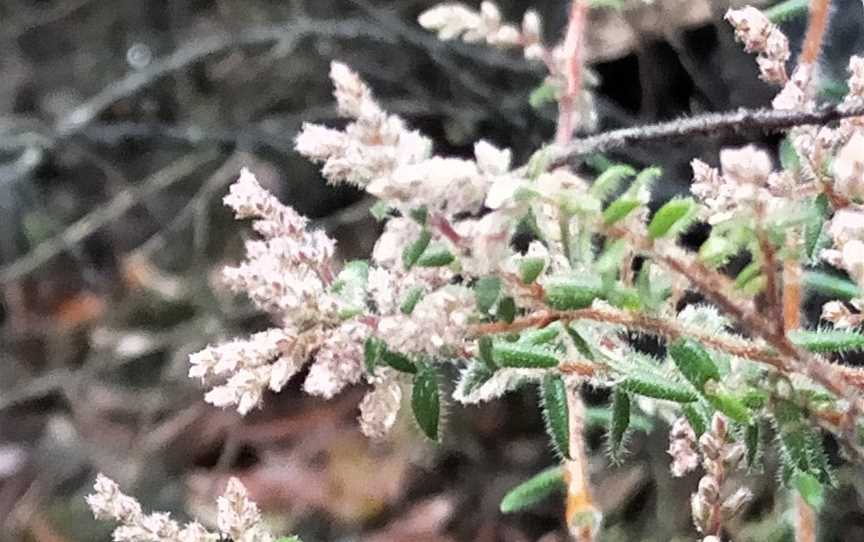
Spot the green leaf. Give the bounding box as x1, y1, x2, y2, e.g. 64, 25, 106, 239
648, 197, 697, 239
409, 206, 428, 225
605, 284, 641, 310
500, 466, 565, 513
478, 335, 497, 369
779, 136, 801, 172
416, 246, 454, 267
788, 329, 864, 353
400, 286, 424, 315
364, 337, 384, 375
704, 389, 752, 424
458, 361, 495, 396
382, 350, 417, 373
619, 375, 698, 403
369, 200, 392, 221
803, 195, 829, 263
608, 389, 631, 462
527, 147, 552, 180
540, 374, 571, 459
682, 403, 709, 437
794, 472, 826, 509
543, 275, 604, 310
275, 537, 303, 542
745, 422, 762, 469
529, 82, 558, 109
332, 260, 369, 318
412, 363, 441, 441
403, 229, 432, 269
590, 164, 636, 200
493, 342, 559, 368
475, 276, 502, 314
564, 324, 596, 361
667, 339, 720, 393
497, 296, 517, 323
700, 236, 737, 268
602, 198, 641, 226
775, 401, 835, 486
802, 270, 860, 300
519, 257, 546, 284
518, 323, 561, 345
596, 239, 628, 277
765, 0, 808, 23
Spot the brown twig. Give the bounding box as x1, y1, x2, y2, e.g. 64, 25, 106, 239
564, 387, 600, 542
800, 0, 832, 66
556, 0, 589, 146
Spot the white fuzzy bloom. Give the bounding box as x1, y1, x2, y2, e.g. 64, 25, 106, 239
719, 145, 772, 186
216, 478, 273, 542
772, 64, 813, 110
220, 169, 336, 321
419, 2, 546, 57
191, 328, 312, 416
834, 130, 864, 201
303, 322, 369, 399
368, 156, 489, 214
847, 56, 864, 100
378, 285, 474, 355
358, 369, 403, 438
418, 4, 482, 41
725, 6, 789, 85
87, 474, 271, 542
474, 140, 511, 175
297, 63, 432, 191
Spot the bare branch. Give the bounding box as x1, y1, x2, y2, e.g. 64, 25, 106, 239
549, 102, 864, 168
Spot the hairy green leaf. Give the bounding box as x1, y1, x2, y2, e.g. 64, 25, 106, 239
412, 364, 441, 441
590, 164, 636, 200
682, 403, 709, 437
458, 362, 495, 396
519, 257, 546, 284
602, 198, 641, 226
478, 335, 497, 369
608, 389, 631, 462
364, 337, 384, 375
518, 324, 561, 345
416, 246, 455, 267
402, 229, 432, 269
619, 375, 698, 403
648, 197, 697, 239
789, 329, 864, 353
475, 276, 502, 314
382, 350, 417, 374
802, 270, 860, 300
543, 275, 604, 310
493, 342, 559, 368
497, 296, 517, 323
668, 339, 720, 392
540, 374, 571, 459
400, 286, 424, 315
500, 466, 565, 513
705, 390, 752, 424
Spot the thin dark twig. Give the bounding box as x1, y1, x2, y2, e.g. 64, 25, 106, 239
549, 103, 864, 168
0, 151, 218, 284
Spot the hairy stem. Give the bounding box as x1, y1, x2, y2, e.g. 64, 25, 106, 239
546, 102, 864, 168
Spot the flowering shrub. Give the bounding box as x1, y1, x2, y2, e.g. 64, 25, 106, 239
89, 2, 864, 541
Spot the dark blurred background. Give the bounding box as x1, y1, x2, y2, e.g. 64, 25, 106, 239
1, 1, 864, 541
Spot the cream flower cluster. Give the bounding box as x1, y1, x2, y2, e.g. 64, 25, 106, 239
418, 1, 542, 58
87, 474, 273, 542
725, 6, 789, 85
689, 145, 779, 225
